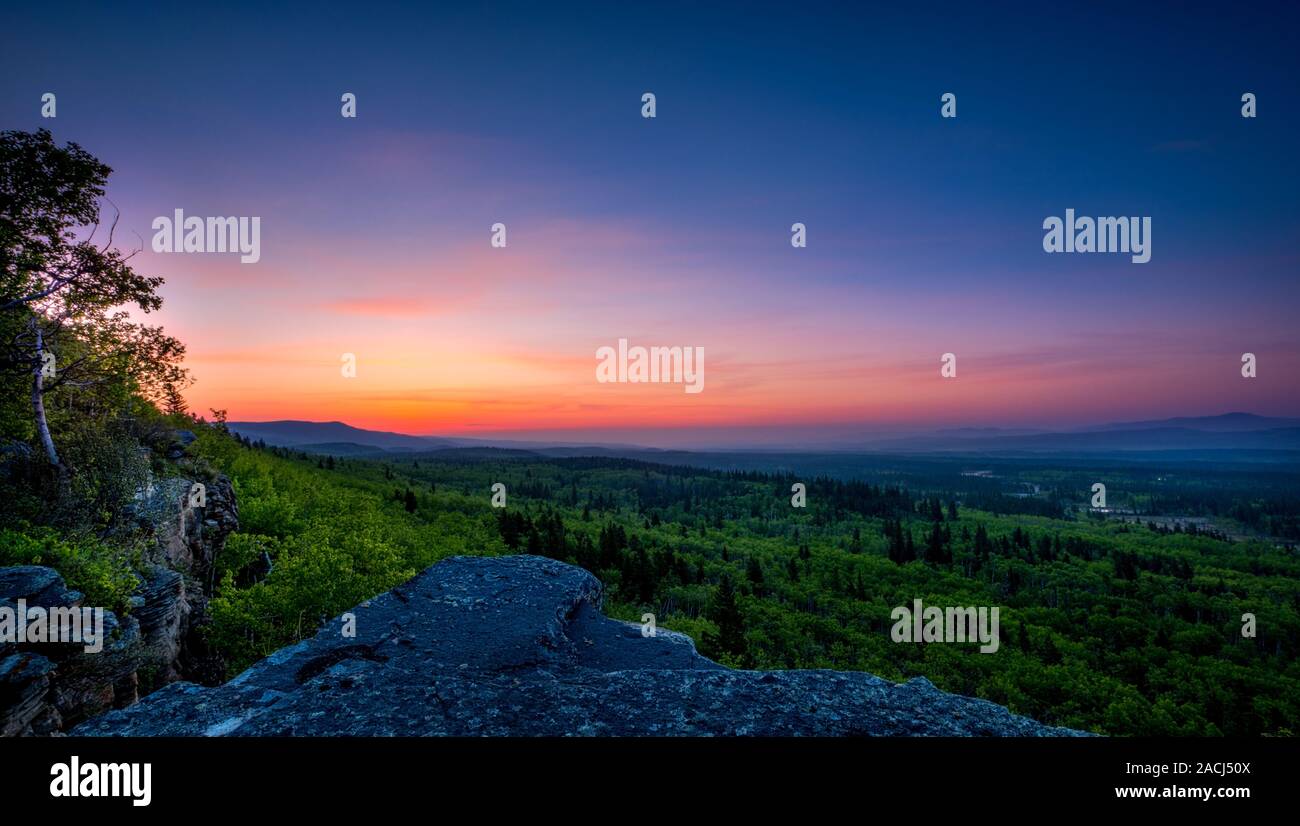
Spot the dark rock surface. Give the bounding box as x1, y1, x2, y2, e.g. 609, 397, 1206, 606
0, 567, 139, 736
75, 555, 1086, 736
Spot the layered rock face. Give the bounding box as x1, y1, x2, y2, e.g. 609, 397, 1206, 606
126, 472, 237, 685
0, 567, 139, 736
75, 555, 1085, 736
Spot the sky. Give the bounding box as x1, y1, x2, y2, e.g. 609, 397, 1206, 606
3, 2, 1298, 447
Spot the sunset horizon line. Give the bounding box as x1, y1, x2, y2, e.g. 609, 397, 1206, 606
217, 409, 1300, 450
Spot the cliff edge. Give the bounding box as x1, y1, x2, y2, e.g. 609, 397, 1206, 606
74, 555, 1086, 736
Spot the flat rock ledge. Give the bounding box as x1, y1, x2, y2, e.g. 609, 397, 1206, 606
74, 555, 1087, 737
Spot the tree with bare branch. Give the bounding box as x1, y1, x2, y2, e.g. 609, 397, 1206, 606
1, 128, 189, 472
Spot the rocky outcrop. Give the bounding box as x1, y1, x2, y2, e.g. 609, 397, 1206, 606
0, 567, 139, 736
130, 472, 237, 586
1, 431, 239, 735
75, 555, 1086, 736
126, 470, 237, 688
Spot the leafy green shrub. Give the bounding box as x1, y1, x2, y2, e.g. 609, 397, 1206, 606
56, 416, 152, 529
0, 526, 139, 615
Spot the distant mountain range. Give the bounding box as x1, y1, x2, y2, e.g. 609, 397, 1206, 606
1082, 412, 1300, 433
225, 420, 657, 456
227, 413, 1300, 463
226, 420, 459, 452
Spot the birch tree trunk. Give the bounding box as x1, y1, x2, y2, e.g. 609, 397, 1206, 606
30, 319, 61, 468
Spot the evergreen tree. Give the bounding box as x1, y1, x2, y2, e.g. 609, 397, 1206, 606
926, 520, 949, 565
746, 555, 765, 594
709, 574, 746, 658
162, 382, 188, 416
974, 523, 993, 563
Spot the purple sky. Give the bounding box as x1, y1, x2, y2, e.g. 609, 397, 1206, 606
4, 2, 1297, 446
